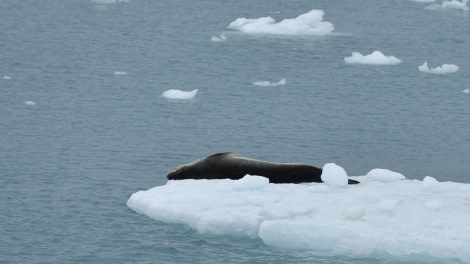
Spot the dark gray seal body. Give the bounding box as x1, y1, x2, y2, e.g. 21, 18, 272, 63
167, 152, 359, 184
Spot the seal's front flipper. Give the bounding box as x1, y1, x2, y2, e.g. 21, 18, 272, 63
348, 179, 360, 185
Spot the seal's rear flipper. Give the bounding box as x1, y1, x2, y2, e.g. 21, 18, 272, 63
348, 179, 360, 185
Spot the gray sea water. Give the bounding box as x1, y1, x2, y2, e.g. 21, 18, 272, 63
1, 0, 469, 263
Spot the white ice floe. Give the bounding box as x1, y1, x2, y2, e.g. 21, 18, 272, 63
344, 51, 402, 65
25, 101, 36, 106
426, 0, 469, 10
128, 167, 470, 262
252, 78, 286, 87
161, 89, 198, 100
418, 61, 459, 74
463, 89, 470, 94
211, 34, 227, 42
3, 76, 11, 80
114, 71, 127, 75
227, 9, 334, 36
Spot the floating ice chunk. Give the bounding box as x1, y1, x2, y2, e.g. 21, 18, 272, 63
3, 75, 11, 80
463, 89, 470, 94
321, 163, 348, 186
418, 61, 459, 74
211, 34, 227, 42
114, 71, 127, 75
252, 78, 286, 87
426, 0, 468, 10
366, 168, 405, 182
442, 0, 469, 10
25, 101, 36, 106
227, 9, 334, 36
161, 89, 198, 100
342, 206, 366, 220
344, 51, 402, 65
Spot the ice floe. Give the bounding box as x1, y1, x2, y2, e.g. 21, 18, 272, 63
426, 0, 469, 10
211, 34, 227, 42
252, 78, 286, 87
418, 61, 459, 74
227, 9, 334, 36
128, 164, 470, 263
344, 51, 402, 65
161, 89, 198, 100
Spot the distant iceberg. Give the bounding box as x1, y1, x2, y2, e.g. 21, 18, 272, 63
418, 61, 459, 74
128, 164, 470, 263
253, 78, 286, 87
227, 9, 334, 36
344, 51, 402, 65
161, 89, 198, 100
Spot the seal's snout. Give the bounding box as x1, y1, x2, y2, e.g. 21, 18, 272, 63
167, 166, 182, 180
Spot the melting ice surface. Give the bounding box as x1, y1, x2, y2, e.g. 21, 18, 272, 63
252, 78, 286, 87
227, 9, 334, 36
418, 61, 459, 74
344, 51, 402, 65
128, 164, 470, 263
161, 89, 198, 100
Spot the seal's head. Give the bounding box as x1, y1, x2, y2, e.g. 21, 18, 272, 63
167, 165, 185, 180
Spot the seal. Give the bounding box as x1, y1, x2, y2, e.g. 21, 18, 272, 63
167, 152, 359, 184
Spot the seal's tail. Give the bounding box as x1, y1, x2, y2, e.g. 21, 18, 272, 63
348, 179, 360, 184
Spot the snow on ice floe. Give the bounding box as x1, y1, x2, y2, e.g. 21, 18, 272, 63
426, 0, 469, 10
366, 168, 405, 182
114, 71, 127, 76
463, 89, 470, 94
418, 61, 459, 74
211, 34, 227, 42
127, 164, 470, 263
252, 78, 286, 87
227, 9, 334, 36
321, 163, 348, 186
344, 51, 402, 65
25, 101, 36, 106
161, 89, 198, 100
3, 75, 11, 80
